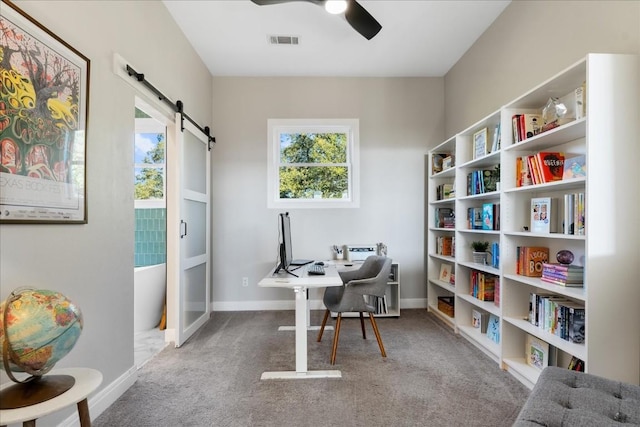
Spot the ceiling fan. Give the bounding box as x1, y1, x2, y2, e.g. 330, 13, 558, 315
249, 0, 382, 40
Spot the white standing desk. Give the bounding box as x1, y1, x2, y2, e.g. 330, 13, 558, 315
258, 264, 343, 380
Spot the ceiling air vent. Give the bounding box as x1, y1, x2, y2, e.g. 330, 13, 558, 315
268, 35, 299, 45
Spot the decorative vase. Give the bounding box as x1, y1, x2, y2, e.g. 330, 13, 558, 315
473, 251, 487, 264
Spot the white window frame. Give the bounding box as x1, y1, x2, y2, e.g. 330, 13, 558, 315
267, 118, 360, 209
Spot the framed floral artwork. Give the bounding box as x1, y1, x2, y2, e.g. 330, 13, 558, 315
0, 0, 90, 223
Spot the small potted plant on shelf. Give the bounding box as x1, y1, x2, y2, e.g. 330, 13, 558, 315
470, 241, 490, 264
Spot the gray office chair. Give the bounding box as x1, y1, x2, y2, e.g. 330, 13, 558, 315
317, 255, 393, 365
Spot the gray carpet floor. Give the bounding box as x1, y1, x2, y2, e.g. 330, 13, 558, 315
94, 309, 530, 427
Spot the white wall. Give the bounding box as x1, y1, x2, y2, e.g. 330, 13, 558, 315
0, 1, 211, 425
444, 0, 640, 136
210, 77, 443, 309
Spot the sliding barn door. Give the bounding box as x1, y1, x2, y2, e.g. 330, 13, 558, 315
173, 112, 211, 347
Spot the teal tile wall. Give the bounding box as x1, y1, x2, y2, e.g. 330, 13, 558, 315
134, 208, 167, 267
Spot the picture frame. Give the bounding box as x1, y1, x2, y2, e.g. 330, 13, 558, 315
525, 334, 549, 370
438, 263, 452, 283
0, 0, 90, 223
473, 128, 488, 159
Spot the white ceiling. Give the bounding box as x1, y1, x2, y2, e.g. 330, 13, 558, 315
163, 0, 510, 78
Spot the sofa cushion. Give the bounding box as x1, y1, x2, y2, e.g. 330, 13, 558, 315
514, 366, 640, 426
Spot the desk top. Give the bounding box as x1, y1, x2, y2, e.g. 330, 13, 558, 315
0, 367, 102, 424
259, 263, 343, 288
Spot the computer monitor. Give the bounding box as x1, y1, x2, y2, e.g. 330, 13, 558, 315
277, 212, 293, 273
274, 212, 311, 276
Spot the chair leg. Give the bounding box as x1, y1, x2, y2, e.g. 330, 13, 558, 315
359, 312, 367, 339
368, 313, 387, 358
330, 313, 342, 365
317, 309, 330, 342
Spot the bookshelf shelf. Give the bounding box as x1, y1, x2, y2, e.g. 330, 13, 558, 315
428, 278, 455, 294
426, 53, 640, 389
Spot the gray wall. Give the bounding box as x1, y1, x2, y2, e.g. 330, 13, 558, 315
0, 1, 211, 425
210, 77, 443, 308
445, 0, 640, 136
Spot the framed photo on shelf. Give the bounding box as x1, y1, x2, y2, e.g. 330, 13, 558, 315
525, 334, 549, 370
0, 0, 90, 224
473, 128, 488, 159
438, 263, 452, 283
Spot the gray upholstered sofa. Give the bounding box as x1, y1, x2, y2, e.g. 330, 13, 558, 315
513, 366, 640, 426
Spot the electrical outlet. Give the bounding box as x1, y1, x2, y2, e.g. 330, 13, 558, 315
242, 277, 249, 287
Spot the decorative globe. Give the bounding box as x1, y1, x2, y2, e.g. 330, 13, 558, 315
0, 288, 83, 378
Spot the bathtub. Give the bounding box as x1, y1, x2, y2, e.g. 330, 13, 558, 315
134, 263, 166, 332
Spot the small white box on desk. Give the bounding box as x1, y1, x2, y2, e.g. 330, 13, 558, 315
343, 244, 377, 262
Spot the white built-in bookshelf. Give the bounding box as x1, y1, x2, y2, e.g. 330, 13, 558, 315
426, 54, 640, 389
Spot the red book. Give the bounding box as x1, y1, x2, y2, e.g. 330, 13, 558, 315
536, 152, 565, 183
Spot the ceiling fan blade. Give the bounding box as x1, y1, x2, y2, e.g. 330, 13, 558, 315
250, 0, 382, 40
345, 0, 382, 40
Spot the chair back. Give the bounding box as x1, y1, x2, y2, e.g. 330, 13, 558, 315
347, 255, 392, 298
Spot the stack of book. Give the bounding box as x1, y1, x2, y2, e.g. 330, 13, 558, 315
541, 263, 584, 287
470, 270, 497, 301
516, 151, 565, 187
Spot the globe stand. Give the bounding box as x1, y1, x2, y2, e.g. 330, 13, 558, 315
0, 374, 75, 409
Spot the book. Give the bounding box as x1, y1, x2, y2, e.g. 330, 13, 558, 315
563, 154, 586, 179
542, 263, 584, 273
530, 197, 555, 233
525, 334, 549, 370
563, 193, 575, 234
490, 123, 501, 153
436, 236, 454, 256
439, 263, 452, 283
486, 314, 500, 344
512, 114, 521, 143
472, 309, 489, 333
520, 247, 549, 277
521, 114, 543, 140
482, 203, 494, 230
527, 155, 542, 185
493, 277, 500, 307
482, 169, 498, 192
435, 207, 454, 228
519, 156, 532, 186
567, 304, 586, 344
576, 192, 585, 235
568, 356, 585, 372
491, 242, 499, 269
535, 152, 565, 183
468, 207, 483, 230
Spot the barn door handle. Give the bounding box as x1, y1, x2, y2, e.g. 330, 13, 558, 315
180, 220, 188, 238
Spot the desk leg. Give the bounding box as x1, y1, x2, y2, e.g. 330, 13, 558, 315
260, 285, 341, 380
22, 421, 36, 427
77, 398, 91, 427
294, 286, 307, 373
277, 290, 333, 332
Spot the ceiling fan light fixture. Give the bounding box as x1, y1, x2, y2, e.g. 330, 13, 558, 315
324, 0, 347, 15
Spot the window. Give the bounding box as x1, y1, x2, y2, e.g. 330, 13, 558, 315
267, 119, 360, 208
134, 108, 166, 208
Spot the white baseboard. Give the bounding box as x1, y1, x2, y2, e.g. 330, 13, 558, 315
59, 365, 138, 427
